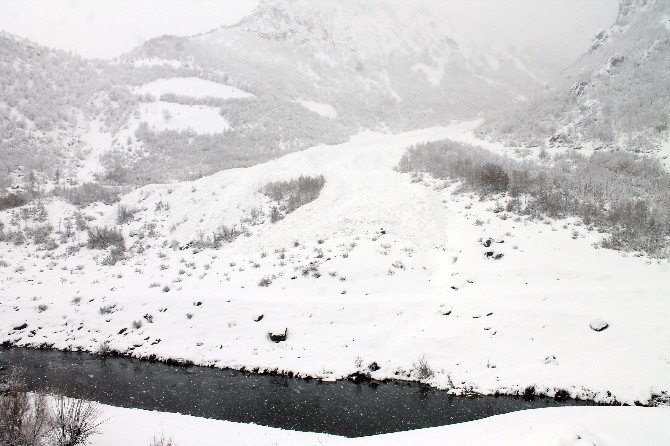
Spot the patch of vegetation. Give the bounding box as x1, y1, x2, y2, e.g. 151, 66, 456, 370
0, 377, 104, 446
261, 175, 326, 222
87, 227, 125, 251
399, 139, 670, 257
53, 183, 122, 207
0, 192, 30, 211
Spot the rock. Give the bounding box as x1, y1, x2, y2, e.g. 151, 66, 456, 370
571, 80, 589, 96
368, 362, 381, 372
12, 323, 27, 331
268, 328, 287, 343
254, 314, 264, 322
590, 319, 609, 332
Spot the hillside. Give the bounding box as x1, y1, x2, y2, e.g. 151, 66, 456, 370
126, 0, 556, 131
1, 123, 669, 406
478, 0, 670, 160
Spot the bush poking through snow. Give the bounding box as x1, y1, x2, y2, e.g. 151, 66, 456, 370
258, 276, 273, 287
193, 225, 247, 249
87, 227, 125, 251
116, 205, 138, 224
150, 435, 177, 446
97, 341, 111, 356
52, 395, 104, 446
261, 175, 326, 222
413, 355, 434, 380
99, 305, 116, 315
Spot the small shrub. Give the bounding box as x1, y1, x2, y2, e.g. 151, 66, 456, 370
413, 355, 433, 380
51, 395, 104, 446
132, 320, 143, 329
116, 205, 138, 224
258, 276, 272, 287
97, 340, 111, 356
150, 435, 177, 446
87, 227, 125, 251
99, 305, 116, 315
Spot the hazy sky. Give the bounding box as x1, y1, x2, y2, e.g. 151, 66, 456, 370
0, 0, 620, 60
0, 0, 260, 59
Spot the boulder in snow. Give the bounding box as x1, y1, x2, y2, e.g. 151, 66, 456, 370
590, 319, 609, 332
268, 328, 287, 343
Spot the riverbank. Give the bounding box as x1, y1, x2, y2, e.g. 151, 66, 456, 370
0, 347, 601, 437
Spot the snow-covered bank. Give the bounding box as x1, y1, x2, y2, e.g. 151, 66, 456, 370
1, 125, 669, 405
93, 404, 670, 445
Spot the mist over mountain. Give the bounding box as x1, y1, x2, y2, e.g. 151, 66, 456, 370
129, 0, 558, 129
479, 0, 670, 156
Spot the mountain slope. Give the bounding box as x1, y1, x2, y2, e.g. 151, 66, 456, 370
478, 0, 670, 157
126, 0, 557, 131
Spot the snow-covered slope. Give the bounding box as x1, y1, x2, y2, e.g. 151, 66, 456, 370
135, 77, 255, 100
126, 0, 558, 131
479, 0, 670, 159
2, 124, 668, 405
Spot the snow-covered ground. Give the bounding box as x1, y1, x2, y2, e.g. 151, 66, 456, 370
136, 77, 255, 100
91, 403, 670, 445
1, 124, 669, 407
133, 101, 231, 134
297, 100, 338, 119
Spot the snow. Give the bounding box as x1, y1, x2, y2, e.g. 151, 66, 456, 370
508, 54, 545, 85
484, 53, 501, 71
296, 100, 338, 119
77, 119, 113, 183
134, 101, 231, 134
136, 77, 255, 100
88, 403, 670, 445
412, 62, 445, 87
1, 124, 669, 406
131, 58, 191, 69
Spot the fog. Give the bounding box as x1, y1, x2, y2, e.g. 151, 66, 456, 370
0, 0, 619, 61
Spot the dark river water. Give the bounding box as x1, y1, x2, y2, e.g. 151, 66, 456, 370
0, 347, 596, 437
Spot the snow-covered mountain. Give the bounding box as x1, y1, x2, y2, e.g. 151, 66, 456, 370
479, 0, 670, 158
127, 0, 557, 130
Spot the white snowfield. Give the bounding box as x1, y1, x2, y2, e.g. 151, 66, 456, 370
296, 99, 338, 119
93, 404, 670, 446
1, 125, 669, 408
136, 77, 255, 100
133, 101, 231, 134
